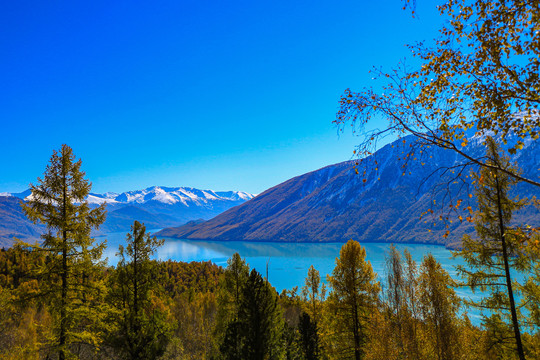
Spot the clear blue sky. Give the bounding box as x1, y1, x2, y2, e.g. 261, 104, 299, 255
0, 0, 444, 194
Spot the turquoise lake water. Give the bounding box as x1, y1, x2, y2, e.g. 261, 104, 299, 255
98, 230, 482, 306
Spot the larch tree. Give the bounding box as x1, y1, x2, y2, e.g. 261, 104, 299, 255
326, 240, 380, 360
301, 265, 326, 325
521, 231, 540, 330
418, 254, 461, 360
21, 144, 107, 359
300, 265, 325, 360
455, 137, 529, 360
108, 220, 171, 360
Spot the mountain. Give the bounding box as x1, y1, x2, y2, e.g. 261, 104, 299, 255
0, 187, 254, 247
157, 135, 540, 248
0, 196, 44, 248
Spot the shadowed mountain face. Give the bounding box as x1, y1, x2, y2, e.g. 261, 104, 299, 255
0, 196, 44, 248
157, 136, 540, 248
0, 187, 254, 247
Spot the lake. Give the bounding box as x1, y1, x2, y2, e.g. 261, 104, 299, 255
99, 230, 480, 303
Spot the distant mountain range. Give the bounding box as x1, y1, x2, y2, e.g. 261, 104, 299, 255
0, 187, 254, 247
157, 135, 540, 248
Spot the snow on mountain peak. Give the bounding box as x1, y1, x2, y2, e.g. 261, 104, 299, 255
1, 186, 255, 206
111, 186, 255, 205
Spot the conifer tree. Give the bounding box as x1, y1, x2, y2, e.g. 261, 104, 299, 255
239, 269, 284, 360
418, 254, 460, 360
455, 137, 528, 360
300, 265, 325, 360
215, 252, 250, 358
298, 312, 320, 360
220, 268, 284, 360
301, 265, 326, 325
108, 220, 171, 360
21, 144, 107, 359
522, 232, 540, 329
326, 240, 380, 360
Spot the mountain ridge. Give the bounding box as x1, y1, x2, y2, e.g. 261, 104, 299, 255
157, 136, 540, 248
0, 186, 254, 247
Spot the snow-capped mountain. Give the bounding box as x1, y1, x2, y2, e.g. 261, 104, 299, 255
102, 186, 253, 206
6, 186, 254, 207
0, 186, 255, 247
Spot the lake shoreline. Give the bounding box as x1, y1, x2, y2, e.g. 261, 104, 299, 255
155, 235, 459, 251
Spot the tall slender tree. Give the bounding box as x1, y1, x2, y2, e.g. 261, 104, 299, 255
108, 220, 171, 360
384, 245, 406, 353
418, 254, 461, 360
215, 252, 250, 358
21, 144, 107, 359
300, 265, 325, 360
326, 240, 380, 360
383, 245, 423, 359
455, 137, 528, 360
301, 265, 326, 325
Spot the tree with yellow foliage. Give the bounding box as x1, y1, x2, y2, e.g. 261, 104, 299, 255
326, 240, 380, 360
336, 0, 540, 188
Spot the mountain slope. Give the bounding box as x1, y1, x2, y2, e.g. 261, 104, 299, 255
157, 136, 540, 247
0, 196, 44, 248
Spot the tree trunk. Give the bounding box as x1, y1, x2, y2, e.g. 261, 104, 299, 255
495, 175, 526, 360
353, 302, 361, 360
59, 168, 68, 360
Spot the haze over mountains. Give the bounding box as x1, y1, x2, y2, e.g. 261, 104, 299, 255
0, 187, 254, 247
157, 134, 540, 248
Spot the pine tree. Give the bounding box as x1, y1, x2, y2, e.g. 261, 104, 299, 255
108, 220, 171, 360
239, 269, 284, 360
220, 268, 284, 360
21, 144, 107, 359
298, 312, 320, 360
326, 240, 380, 360
455, 137, 528, 360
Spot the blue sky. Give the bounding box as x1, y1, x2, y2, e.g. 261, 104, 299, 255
0, 0, 444, 194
